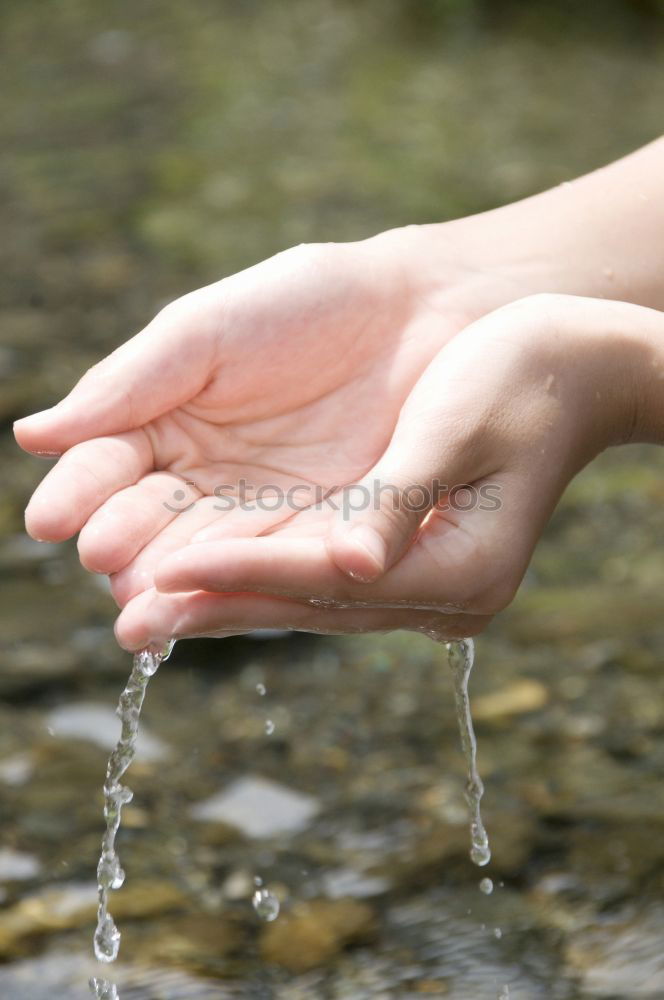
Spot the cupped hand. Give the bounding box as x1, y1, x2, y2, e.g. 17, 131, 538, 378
15, 230, 492, 641
126, 294, 654, 651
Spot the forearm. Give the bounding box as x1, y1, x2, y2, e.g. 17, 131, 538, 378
407, 136, 664, 316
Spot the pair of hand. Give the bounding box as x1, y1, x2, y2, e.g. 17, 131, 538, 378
14, 226, 661, 649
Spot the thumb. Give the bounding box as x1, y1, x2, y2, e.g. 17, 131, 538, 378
13, 297, 215, 455
328, 416, 482, 584
327, 336, 502, 583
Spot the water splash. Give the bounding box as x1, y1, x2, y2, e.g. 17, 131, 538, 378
446, 639, 491, 867
89, 641, 174, 999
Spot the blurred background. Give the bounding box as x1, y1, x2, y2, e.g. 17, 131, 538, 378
1, 1, 664, 997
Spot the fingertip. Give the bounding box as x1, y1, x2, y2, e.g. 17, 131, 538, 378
13, 408, 66, 454
113, 617, 144, 652
114, 591, 164, 651
77, 517, 132, 576
24, 501, 76, 544
14, 408, 56, 431
14, 399, 96, 455
77, 535, 117, 575
327, 523, 386, 583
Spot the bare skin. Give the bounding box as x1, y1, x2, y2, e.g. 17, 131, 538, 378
14, 138, 664, 649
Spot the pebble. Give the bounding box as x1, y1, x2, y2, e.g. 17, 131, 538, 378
0, 754, 33, 786
472, 680, 549, 721
321, 868, 390, 899
260, 899, 375, 972
0, 881, 186, 957
189, 775, 319, 838
0, 849, 41, 881
565, 905, 664, 997
44, 703, 169, 761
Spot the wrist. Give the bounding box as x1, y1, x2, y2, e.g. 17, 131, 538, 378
403, 199, 619, 317
370, 217, 540, 340
616, 305, 664, 446
383, 137, 664, 324
527, 295, 664, 454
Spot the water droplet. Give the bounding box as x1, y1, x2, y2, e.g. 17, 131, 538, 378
97, 854, 125, 891
136, 648, 162, 677
252, 887, 280, 922
265, 719, 275, 736
89, 977, 118, 1000
94, 915, 120, 963
479, 877, 493, 895
256, 683, 266, 696
254, 875, 263, 887
493, 927, 502, 939
471, 843, 491, 866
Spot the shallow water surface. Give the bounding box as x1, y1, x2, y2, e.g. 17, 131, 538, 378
2, 1, 664, 997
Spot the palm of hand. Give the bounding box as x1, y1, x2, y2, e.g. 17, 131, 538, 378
18, 242, 456, 610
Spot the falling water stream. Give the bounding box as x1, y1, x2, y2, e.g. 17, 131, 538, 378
88, 636, 493, 996
446, 640, 509, 999
89, 641, 174, 1000
445, 639, 491, 867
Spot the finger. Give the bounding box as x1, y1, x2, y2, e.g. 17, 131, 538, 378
154, 519, 479, 611
13, 292, 216, 455
155, 470, 536, 617
115, 586, 490, 651
110, 497, 291, 607
77, 472, 204, 574
24, 430, 153, 542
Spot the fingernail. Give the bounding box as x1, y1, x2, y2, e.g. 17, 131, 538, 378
347, 523, 386, 578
